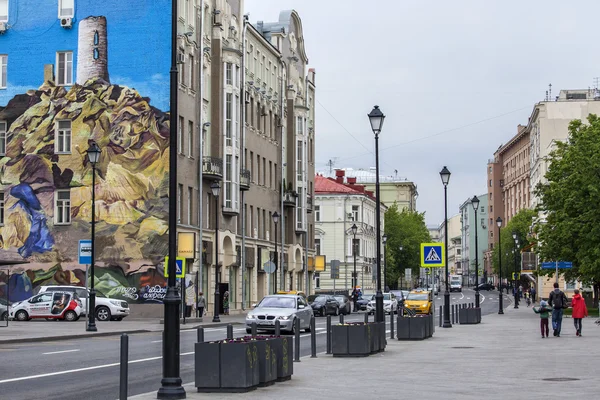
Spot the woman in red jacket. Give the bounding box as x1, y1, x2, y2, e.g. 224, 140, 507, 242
571, 289, 588, 336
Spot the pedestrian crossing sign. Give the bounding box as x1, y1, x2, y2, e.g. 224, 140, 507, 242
420, 243, 445, 267
164, 256, 186, 278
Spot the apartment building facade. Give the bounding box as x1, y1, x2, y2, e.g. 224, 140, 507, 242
459, 194, 489, 285
439, 214, 461, 277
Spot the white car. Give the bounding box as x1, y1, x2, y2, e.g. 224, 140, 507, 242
366, 293, 398, 314
38, 285, 130, 322
9, 291, 82, 321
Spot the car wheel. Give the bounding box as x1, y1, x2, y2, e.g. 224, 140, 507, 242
64, 310, 77, 322
1, 311, 7, 321
334, 307, 339, 316
304, 325, 311, 333
15, 310, 29, 321
96, 306, 111, 322
246, 328, 252, 334
289, 318, 296, 335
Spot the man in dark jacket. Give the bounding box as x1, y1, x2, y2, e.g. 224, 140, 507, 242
548, 282, 568, 337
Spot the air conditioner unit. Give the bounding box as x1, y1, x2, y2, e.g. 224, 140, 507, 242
60, 18, 73, 28
0, 22, 7, 33
177, 53, 186, 64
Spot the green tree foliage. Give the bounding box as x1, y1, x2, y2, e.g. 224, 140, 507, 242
491, 209, 537, 281
384, 204, 431, 289
535, 115, 600, 288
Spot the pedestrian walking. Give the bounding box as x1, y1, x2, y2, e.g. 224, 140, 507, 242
530, 286, 537, 303
571, 289, 588, 336
197, 292, 206, 317
533, 300, 552, 338
351, 287, 358, 312
223, 291, 230, 315
548, 282, 568, 337
525, 291, 531, 307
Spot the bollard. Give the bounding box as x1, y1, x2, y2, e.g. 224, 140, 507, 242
439, 305, 442, 327
227, 324, 234, 340
197, 327, 204, 343
119, 333, 129, 400
339, 314, 344, 325
451, 305, 454, 324
310, 316, 317, 358
390, 309, 394, 339
275, 319, 281, 336
364, 313, 369, 324
326, 315, 332, 354
251, 322, 257, 338
456, 305, 460, 323
294, 318, 301, 362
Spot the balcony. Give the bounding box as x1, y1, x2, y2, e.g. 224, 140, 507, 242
283, 190, 297, 208
202, 156, 223, 181
306, 194, 313, 213
240, 168, 251, 191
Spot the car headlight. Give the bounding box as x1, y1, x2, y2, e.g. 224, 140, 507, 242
278, 315, 291, 320
247, 314, 256, 319
109, 300, 121, 306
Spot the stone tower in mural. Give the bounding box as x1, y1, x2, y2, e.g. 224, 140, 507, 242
76, 16, 109, 84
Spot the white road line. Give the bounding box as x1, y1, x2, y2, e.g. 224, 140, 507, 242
480, 293, 486, 304
459, 292, 465, 300
466, 297, 471, 300
42, 349, 80, 355
151, 340, 161, 343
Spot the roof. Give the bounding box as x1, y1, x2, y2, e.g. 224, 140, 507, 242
314, 175, 360, 194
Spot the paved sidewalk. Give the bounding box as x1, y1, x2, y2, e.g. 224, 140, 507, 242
132, 305, 600, 400
0, 314, 246, 344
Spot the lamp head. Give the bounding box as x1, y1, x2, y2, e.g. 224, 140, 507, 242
210, 181, 221, 197
272, 211, 280, 224
351, 223, 358, 235
439, 166, 451, 186
86, 141, 101, 165
382, 234, 388, 245
367, 105, 385, 135
496, 217, 502, 228
471, 195, 480, 211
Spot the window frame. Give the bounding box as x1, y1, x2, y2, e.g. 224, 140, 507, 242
58, 0, 74, 18
0, 0, 7, 23
315, 205, 320, 222
56, 51, 73, 86
0, 120, 6, 156
54, 189, 71, 225
0, 54, 6, 88
55, 120, 72, 154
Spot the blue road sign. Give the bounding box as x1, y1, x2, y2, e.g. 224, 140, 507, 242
420, 243, 445, 267
164, 256, 186, 278
541, 261, 573, 269
79, 240, 92, 264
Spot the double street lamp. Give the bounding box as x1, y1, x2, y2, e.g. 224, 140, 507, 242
382, 234, 388, 291
471, 195, 480, 308
211, 182, 221, 323
273, 212, 280, 294
351, 223, 358, 290
496, 217, 504, 315
512, 232, 520, 309
440, 166, 452, 328
86, 142, 101, 333
368, 105, 385, 323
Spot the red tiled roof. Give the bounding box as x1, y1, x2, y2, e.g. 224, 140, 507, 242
314, 175, 378, 202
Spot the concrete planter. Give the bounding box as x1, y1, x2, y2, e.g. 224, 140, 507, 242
251, 338, 277, 387
332, 323, 383, 357
195, 341, 221, 391
276, 336, 293, 381
397, 316, 411, 340
459, 308, 480, 325
348, 324, 371, 356
397, 316, 430, 340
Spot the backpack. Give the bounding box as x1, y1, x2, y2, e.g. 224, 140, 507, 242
551, 290, 567, 309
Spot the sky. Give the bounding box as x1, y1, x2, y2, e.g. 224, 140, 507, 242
245, 0, 600, 226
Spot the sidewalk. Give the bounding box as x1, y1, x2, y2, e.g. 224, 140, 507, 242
132, 305, 600, 400
0, 314, 246, 344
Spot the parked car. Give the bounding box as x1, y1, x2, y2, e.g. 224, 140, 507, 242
9, 291, 82, 321
245, 295, 313, 334
404, 290, 433, 315
310, 295, 340, 316
366, 293, 398, 314
389, 290, 406, 307
0, 298, 9, 321
333, 295, 352, 315
475, 283, 495, 291
37, 285, 130, 322
357, 293, 374, 311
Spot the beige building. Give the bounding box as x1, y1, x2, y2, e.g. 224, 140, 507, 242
439, 214, 461, 277
340, 168, 417, 211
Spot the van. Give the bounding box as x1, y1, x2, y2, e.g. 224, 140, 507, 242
450, 276, 462, 292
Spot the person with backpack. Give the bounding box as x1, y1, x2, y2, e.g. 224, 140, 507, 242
548, 282, 568, 337
571, 289, 588, 336
533, 300, 553, 338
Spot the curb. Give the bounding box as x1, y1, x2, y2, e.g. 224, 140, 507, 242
0, 329, 152, 344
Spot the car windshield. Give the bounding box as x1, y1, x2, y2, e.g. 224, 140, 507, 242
334, 296, 346, 302
407, 293, 429, 301
313, 296, 328, 303
258, 297, 296, 309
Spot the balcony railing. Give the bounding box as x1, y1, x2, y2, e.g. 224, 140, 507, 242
202, 156, 223, 180
240, 168, 251, 191
306, 194, 313, 213
283, 190, 297, 207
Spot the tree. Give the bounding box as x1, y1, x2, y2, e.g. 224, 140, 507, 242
491, 208, 537, 284
535, 115, 600, 301
384, 204, 431, 289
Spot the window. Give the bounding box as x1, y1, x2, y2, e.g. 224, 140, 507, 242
250, 151, 254, 182
263, 157, 266, 187
187, 120, 193, 157
0, 55, 6, 88
490, 205, 493, 212
225, 155, 232, 208
0, 192, 4, 225
315, 239, 321, 255
55, 190, 71, 224
481, 206, 484, 213
489, 179, 492, 187
296, 139, 303, 181
0, 120, 6, 155
58, 0, 74, 18
566, 281, 576, 290
269, 161, 272, 188
257, 154, 261, 185
352, 205, 359, 222
188, 54, 194, 88
178, 116, 184, 153
226, 63, 232, 85
315, 205, 320, 222
225, 93, 232, 146
0, 0, 7, 22
177, 184, 183, 223
314, 273, 320, 289
55, 120, 72, 153
187, 187, 193, 225
56, 52, 73, 86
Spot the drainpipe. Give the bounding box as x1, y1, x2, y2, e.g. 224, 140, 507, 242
304, 73, 310, 295
279, 57, 287, 292
197, 2, 205, 302
240, 14, 248, 310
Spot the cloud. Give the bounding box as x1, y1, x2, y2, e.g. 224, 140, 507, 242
109, 74, 170, 112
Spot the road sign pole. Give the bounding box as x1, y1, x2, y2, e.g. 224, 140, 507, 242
555, 260, 559, 284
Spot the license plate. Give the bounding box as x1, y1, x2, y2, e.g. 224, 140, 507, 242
259, 320, 273, 326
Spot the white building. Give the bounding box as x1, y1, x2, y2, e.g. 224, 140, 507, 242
459, 194, 489, 286
439, 214, 461, 277
314, 172, 386, 293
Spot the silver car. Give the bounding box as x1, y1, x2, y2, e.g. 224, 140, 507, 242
1, 298, 9, 321
246, 295, 313, 334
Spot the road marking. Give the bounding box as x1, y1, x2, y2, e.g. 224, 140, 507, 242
151, 340, 162, 343
42, 349, 80, 355
0, 352, 195, 384
466, 297, 471, 300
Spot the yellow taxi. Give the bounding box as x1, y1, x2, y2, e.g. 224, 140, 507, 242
404, 290, 433, 315
276, 290, 307, 300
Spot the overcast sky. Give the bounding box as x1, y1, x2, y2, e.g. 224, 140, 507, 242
246, 0, 600, 226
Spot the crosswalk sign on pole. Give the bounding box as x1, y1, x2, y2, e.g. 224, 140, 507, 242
164, 256, 186, 278
420, 243, 445, 267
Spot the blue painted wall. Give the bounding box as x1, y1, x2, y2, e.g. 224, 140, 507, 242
0, 0, 171, 111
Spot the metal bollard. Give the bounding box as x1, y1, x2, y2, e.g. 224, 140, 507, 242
390, 309, 394, 339
275, 319, 281, 336
310, 316, 317, 358
251, 322, 257, 338
119, 333, 128, 400
439, 305, 442, 327
227, 324, 234, 340
451, 305, 454, 324
197, 327, 204, 343
364, 312, 369, 324
294, 318, 301, 362
456, 305, 460, 323
339, 314, 344, 325
326, 315, 332, 354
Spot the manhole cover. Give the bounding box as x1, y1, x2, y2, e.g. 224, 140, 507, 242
451, 346, 474, 349
542, 378, 580, 382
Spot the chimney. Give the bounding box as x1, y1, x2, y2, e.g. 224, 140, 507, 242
347, 177, 356, 185
335, 169, 345, 183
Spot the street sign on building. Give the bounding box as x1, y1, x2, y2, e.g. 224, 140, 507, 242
263, 261, 276, 274
78, 240, 92, 264
164, 256, 186, 278
420, 243, 445, 267
512, 272, 521, 280
541, 261, 573, 269
330, 259, 340, 279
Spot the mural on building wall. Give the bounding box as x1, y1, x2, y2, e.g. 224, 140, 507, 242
0, 1, 172, 303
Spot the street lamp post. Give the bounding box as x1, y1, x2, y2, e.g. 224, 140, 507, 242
351, 223, 358, 289
211, 182, 221, 323
440, 166, 452, 328
382, 234, 388, 291
398, 246, 403, 289
497, 217, 504, 315
368, 105, 385, 323
273, 212, 280, 294
86, 142, 101, 332
471, 195, 480, 308
512, 232, 519, 309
